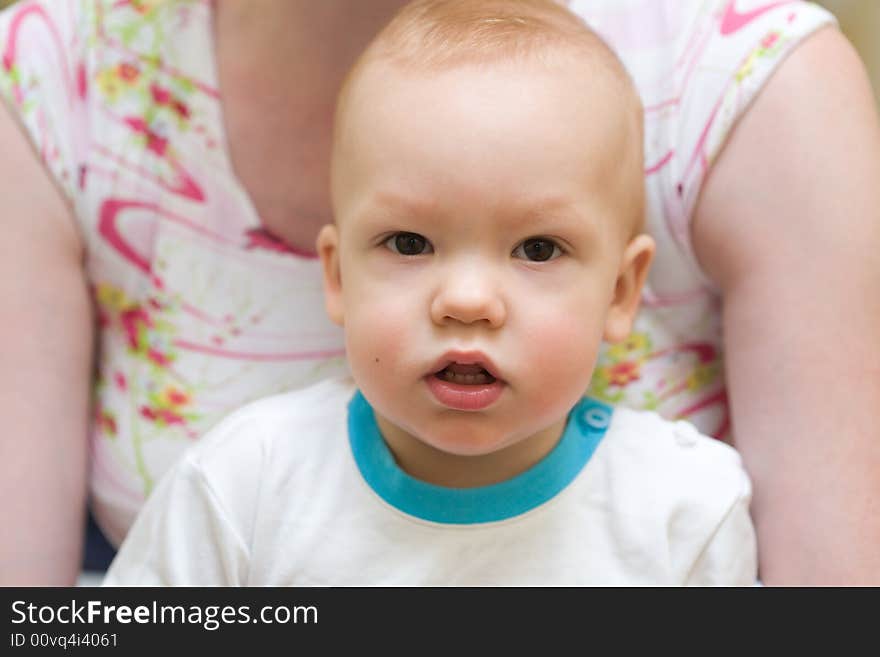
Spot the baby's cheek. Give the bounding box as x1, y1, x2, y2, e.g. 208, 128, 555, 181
345, 301, 412, 372
523, 315, 602, 399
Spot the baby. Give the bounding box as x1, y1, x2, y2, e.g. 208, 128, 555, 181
105, 0, 756, 586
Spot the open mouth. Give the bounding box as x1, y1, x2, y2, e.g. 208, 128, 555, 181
426, 354, 505, 411
434, 363, 497, 386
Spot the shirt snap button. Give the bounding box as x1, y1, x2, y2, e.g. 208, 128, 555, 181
581, 406, 611, 431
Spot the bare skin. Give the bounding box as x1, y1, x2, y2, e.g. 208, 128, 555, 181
693, 26, 880, 585
0, 105, 92, 584
1, 1, 877, 584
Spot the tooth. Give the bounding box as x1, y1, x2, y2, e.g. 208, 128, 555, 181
437, 369, 495, 385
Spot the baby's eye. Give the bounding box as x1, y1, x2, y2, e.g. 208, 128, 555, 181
385, 232, 433, 256
512, 238, 562, 262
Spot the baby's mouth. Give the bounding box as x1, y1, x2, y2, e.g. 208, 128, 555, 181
435, 363, 497, 385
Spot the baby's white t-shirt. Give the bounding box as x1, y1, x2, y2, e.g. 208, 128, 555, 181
104, 376, 756, 586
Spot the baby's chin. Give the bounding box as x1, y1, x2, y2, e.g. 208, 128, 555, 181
408, 418, 545, 458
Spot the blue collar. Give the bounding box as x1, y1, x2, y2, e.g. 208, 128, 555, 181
347, 391, 612, 524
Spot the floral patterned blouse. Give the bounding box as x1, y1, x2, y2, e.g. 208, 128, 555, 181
0, 0, 834, 544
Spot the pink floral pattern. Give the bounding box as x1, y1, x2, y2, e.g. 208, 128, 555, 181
0, 0, 835, 543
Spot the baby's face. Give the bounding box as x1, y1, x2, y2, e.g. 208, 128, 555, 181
321, 61, 649, 476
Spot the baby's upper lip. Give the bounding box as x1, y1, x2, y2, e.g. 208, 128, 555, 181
428, 350, 503, 381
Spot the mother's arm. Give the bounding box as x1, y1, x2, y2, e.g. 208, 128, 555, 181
0, 102, 93, 584
693, 26, 880, 585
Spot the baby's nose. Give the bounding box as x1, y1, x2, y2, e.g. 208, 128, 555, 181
430, 264, 506, 328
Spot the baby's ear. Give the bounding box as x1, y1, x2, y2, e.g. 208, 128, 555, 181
317, 224, 345, 326
603, 234, 655, 343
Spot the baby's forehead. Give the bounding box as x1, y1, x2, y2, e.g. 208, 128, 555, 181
337, 80, 641, 230
341, 63, 641, 196
344, 55, 637, 141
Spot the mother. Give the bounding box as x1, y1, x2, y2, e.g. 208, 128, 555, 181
0, 0, 877, 585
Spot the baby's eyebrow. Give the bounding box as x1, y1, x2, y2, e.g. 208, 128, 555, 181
368, 191, 439, 217
502, 196, 585, 227
357, 191, 596, 236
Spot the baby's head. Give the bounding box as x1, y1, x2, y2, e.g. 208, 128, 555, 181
318, 0, 654, 485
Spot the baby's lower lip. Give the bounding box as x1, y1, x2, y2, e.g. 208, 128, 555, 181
425, 374, 505, 411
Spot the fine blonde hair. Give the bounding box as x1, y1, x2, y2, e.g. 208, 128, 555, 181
338, 0, 640, 107
367, 0, 624, 70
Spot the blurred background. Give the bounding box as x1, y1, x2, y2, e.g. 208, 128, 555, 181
0, 0, 876, 104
